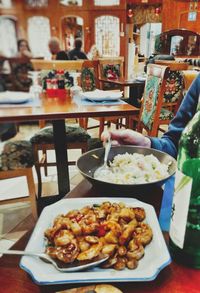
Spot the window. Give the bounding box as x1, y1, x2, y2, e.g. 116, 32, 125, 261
62, 16, 83, 51
0, 0, 12, 8
0, 17, 17, 57
95, 15, 120, 57
60, 0, 82, 6
28, 16, 51, 58
94, 0, 119, 6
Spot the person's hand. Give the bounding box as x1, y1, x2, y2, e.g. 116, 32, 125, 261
22, 50, 32, 58
101, 129, 151, 148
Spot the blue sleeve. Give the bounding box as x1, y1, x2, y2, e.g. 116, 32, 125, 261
150, 73, 200, 158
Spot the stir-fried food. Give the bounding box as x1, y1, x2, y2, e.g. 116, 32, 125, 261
44, 201, 153, 270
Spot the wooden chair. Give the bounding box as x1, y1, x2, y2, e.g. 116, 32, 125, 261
30, 60, 103, 195
0, 141, 37, 219
30, 59, 90, 182
30, 124, 91, 198
98, 57, 124, 90
78, 60, 105, 133
154, 61, 188, 134
136, 64, 169, 137
182, 70, 199, 93
30, 59, 84, 71
80, 59, 129, 137
8, 57, 33, 92
31, 59, 84, 129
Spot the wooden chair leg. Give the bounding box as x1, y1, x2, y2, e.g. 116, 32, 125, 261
26, 168, 38, 219
137, 121, 143, 133
34, 163, 42, 199
39, 120, 46, 128
41, 145, 48, 176
33, 145, 42, 198
79, 118, 89, 130
39, 120, 48, 176
82, 143, 88, 153
84, 118, 89, 129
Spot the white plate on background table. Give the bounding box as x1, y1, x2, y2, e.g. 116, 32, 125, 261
80, 89, 123, 102
136, 76, 147, 82
0, 91, 33, 104
20, 197, 171, 285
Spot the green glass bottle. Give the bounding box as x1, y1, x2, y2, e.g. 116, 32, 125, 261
169, 100, 200, 268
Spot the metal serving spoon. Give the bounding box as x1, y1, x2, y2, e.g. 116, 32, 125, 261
0, 250, 108, 272
94, 135, 111, 177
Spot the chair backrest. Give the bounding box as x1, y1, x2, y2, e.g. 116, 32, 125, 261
31, 59, 86, 91
98, 57, 124, 79
0, 140, 34, 171
182, 70, 199, 92
138, 64, 169, 137
80, 60, 100, 91
31, 59, 84, 71
155, 61, 188, 109
8, 57, 33, 92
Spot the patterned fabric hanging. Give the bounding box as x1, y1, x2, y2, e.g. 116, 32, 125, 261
141, 75, 160, 131
163, 70, 184, 103
81, 67, 96, 92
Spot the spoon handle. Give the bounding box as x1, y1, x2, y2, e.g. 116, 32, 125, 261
0, 250, 43, 258
104, 136, 111, 164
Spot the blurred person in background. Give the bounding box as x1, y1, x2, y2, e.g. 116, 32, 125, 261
68, 38, 88, 60
48, 37, 69, 60
16, 39, 33, 58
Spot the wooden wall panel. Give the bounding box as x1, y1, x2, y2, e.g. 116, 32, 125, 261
128, 0, 162, 4
162, 0, 200, 33
1, 0, 199, 58
0, 0, 126, 55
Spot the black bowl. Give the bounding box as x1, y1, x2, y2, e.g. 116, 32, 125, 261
76, 146, 176, 196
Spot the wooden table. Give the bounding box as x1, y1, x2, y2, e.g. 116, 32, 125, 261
0, 94, 138, 208
99, 77, 145, 107
99, 77, 145, 87
0, 179, 199, 293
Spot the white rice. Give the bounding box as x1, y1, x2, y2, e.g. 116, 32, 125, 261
94, 152, 169, 184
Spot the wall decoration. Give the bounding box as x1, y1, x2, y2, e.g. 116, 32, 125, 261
26, 0, 48, 8
94, 0, 119, 5
95, 15, 120, 57
60, 0, 82, 6
133, 5, 162, 24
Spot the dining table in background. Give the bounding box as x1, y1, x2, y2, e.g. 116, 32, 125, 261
98, 77, 145, 107
0, 92, 139, 211
0, 178, 199, 293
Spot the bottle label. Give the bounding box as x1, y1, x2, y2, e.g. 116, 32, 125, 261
169, 169, 192, 248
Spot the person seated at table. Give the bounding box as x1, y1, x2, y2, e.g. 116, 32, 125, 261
16, 39, 33, 58
101, 73, 200, 159
68, 38, 88, 60
48, 37, 69, 60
